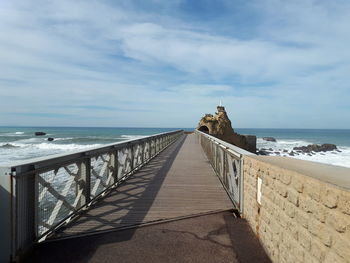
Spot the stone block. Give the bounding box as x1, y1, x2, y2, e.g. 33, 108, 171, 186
326, 211, 350, 233
310, 239, 327, 262
279, 212, 289, 229
305, 180, 321, 202
332, 235, 350, 262
261, 209, 271, 225
280, 171, 291, 185
285, 202, 296, 218
296, 209, 309, 229
289, 239, 304, 263
338, 191, 350, 215
324, 251, 347, 263
298, 228, 312, 250
313, 203, 327, 223
321, 188, 338, 208
275, 181, 288, 198
303, 254, 319, 263
274, 194, 284, 209
299, 195, 313, 213
287, 188, 299, 206
268, 168, 277, 179
287, 220, 299, 240
308, 219, 323, 237
291, 174, 304, 193
319, 227, 333, 247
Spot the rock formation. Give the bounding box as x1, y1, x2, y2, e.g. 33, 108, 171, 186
293, 144, 338, 153
197, 106, 256, 153
263, 137, 277, 142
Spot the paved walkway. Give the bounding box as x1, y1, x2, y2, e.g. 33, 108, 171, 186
55, 134, 233, 237
32, 211, 271, 263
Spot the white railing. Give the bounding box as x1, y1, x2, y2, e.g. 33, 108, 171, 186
0, 130, 183, 262
195, 130, 254, 214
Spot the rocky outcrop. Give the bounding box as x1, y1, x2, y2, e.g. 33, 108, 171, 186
197, 106, 256, 153
47, 137, 54, 141
35, 132, 46, 136
256, 143, 339, 156
293, 144, 337, 153
263, 137, 277, 142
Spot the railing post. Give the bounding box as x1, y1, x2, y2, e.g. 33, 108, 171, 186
11, 164, 36, 262
0, 167, 14, 262
239, 157, 244, 214
130, 144, 134, 171
109, 151, 116, 186
80, 158, 91, 206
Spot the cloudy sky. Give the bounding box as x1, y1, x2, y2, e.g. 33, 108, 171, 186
0, 0, 349, 128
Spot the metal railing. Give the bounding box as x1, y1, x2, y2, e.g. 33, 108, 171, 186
0, 130, 183, 262
195, 130, 254, 214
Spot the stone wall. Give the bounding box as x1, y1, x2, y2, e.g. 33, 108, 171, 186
243, 155, 350, 263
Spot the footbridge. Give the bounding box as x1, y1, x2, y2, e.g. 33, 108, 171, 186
1, 130, 350, 263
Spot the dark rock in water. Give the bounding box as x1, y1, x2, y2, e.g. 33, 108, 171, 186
261, 148, 267, 151
263, 137, 277, 142
1, 143, 19, 148
257, 150, 269, 156
308, 153, 312, 156
35, 132, 46, 136
289, 151, 295, 156
268, 148, 273, 151
48, 137, 54, 141
283, 149, 288, 153
293, 144, 337, 153
274, 152, 280, 155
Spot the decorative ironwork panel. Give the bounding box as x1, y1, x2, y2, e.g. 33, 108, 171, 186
36, 162, 83, 236
117, 146, 132, 179
90, 153, 114, 198
133, 144, 143, 168
143, 141, 150, 161
225, 153, 241, 207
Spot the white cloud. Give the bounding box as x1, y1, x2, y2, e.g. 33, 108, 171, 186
0, 0, 349, 128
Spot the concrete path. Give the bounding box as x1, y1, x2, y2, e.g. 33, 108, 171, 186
32, 211, 271, 263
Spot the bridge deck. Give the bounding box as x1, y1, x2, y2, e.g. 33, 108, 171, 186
55, 134, 233, 238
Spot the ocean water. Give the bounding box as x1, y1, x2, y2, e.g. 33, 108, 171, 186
237, 128, 350, 168
0, 127, 190, 165
0, 127, 349, 168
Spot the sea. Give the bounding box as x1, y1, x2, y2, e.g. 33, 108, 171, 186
0, 127, 349, 168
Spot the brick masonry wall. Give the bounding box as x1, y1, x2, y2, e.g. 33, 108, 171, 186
243, 156, 350, 263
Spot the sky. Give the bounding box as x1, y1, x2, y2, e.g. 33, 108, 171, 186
0, 0, 349, 128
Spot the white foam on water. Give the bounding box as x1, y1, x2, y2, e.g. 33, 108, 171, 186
15, 131, 24, 135
257, 138, 350, 168
120, 135, 146, 139
0, 142, 103, 165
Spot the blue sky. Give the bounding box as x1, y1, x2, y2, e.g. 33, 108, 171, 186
0, 0, 349, 128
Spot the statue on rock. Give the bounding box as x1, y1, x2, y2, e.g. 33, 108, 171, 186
197, 105, 256, 153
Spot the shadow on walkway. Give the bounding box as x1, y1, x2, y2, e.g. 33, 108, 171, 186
54, 135, 187, 238
31, 211, 271, 263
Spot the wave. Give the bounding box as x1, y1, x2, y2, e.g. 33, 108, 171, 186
33, 143, 102, 151
257, 137, 350, 168
15, 131, 24, 135
0, 143, 20, 148
120, 135, 146, 139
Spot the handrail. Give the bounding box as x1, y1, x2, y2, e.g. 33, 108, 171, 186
195, 130, 255, 157
6, 130, 183, 170
0, 129, 184, 262
195, 130, 254, 215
